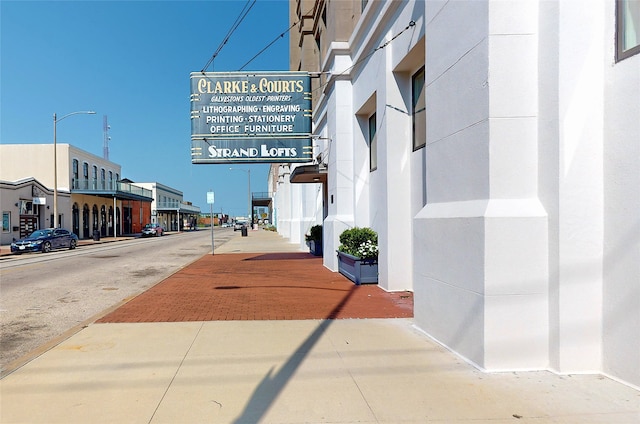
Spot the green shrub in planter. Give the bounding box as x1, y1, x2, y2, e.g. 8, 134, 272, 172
305, 224, 323, 256
338, 227, 378, 260
305, 224, 323, 243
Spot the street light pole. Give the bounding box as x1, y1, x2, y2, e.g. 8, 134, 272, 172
229, 167, 251, 226
53, 111, 96, 229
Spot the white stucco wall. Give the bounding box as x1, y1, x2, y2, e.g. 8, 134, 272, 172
415, 0, 549, 370
283, 171, 324, 250
547, 0, 605, 374
322, 76, 356, 271
601, 1, 640, 389
275, 165, 292, 238
318, 0, 424, 291
537, 0, 639, 385
279, 0, 639, 388
414, 0, 639, 387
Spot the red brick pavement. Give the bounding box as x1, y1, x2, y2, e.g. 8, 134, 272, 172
97, 252, 413, 323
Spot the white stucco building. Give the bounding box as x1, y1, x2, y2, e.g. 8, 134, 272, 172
131, 182, 201, 231
274, 0, 640, 389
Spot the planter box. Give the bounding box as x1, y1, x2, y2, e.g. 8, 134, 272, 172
309, 240, 323, 256
337, 251, 378, 285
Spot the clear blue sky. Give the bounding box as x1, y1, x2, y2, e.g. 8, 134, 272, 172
1, 0, 289, 218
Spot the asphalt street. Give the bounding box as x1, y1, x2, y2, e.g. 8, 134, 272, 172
0, 229, 231, 374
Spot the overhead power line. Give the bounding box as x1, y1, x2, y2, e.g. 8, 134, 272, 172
305, 21, 417, 101
337, 21, 416, 79
201, 3, 316, 73
238, 21, 297, 71
201, 0, 257, 73
198, 6, 416, 115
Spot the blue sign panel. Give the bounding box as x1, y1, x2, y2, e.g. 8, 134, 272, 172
190, 71, 312, 164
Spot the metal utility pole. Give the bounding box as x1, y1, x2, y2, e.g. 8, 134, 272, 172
103, 115, 110, 160
53, 111, 96, 229
207, 191, 215, 255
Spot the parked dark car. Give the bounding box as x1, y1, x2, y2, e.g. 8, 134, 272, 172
141, 223, 164, 237
11, 228, 78, 254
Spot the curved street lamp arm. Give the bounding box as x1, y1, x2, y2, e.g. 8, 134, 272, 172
54, 110, 96, 123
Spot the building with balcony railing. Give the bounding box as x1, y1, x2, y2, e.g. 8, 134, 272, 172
250, 191, 273, 224
131, 182, 201, 231
0, 144, 153, 239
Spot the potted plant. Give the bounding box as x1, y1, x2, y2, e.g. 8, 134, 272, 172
305, 224, 323, 256
336, 227, 378, 285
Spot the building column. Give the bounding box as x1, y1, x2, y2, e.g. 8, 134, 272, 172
414, 0, 548, 370
324, 77, 355, 271
377, 60, 415, 292
276, 165, 292, 238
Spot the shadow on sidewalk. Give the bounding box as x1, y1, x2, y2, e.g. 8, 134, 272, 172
232, 285, 357, 423
243, 252, 315, 261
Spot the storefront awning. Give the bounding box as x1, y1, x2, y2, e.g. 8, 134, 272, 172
289, 164, 327, 184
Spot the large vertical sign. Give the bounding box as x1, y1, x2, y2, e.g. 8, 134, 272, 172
190, 71, 312, 164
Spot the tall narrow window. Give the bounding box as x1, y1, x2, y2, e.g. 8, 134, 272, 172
2, 212, 10, 233
368, 113, 377, 172
92, 165, 98, 189
315, 34, 321, 61
617, 0, 640, 61
72, 159, 79, 189
100, 168, 106, 189
412, 67, 426, 150
83, 162, 89, 189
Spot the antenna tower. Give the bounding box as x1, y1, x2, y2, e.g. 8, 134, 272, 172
103, 115, 110, 160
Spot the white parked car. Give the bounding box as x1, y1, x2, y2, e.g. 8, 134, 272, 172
234, 221, 248, 231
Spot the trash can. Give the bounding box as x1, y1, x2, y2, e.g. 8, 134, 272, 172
93, 230, 100, 241
241, 226, 248, 237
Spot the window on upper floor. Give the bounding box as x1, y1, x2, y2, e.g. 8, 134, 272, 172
412, 66, 426, 151
315, 33, 321, 61
83, 162, 89, 179
368, 113, 377, 172
617, 0, 640, 61
100, 168, 106, 189
72, 159, 79, 187
2, 211, 10, 232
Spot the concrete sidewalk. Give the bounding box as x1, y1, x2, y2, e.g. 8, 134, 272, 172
1, 229, 638, 423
